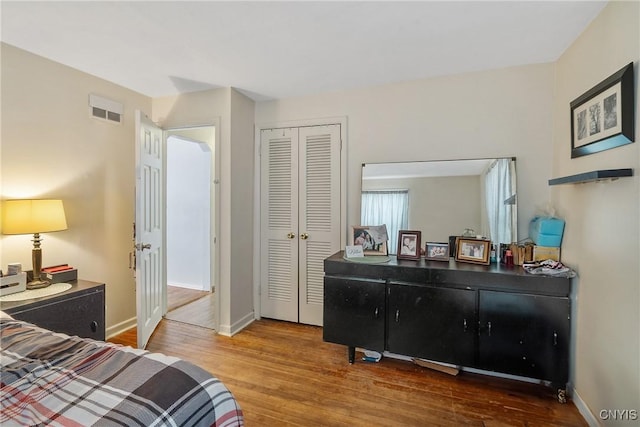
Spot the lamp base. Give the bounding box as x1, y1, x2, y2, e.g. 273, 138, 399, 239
26, 279, 51, 290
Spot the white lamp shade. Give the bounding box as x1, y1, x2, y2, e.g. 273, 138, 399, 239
1, 199, 68, 235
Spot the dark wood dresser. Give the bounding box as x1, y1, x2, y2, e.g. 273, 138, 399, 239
323, 251, 572, 402
1, 280, 105, 341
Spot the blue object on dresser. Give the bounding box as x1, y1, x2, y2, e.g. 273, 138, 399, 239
529, 216, 565, 247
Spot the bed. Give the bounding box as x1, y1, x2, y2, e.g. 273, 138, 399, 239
0, 312, 244, 426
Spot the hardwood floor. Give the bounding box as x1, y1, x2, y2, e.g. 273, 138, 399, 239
167, 285, 209, 312
109, 319, 587, 427
165, 292, 216, 329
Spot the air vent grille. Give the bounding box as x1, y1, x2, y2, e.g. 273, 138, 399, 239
89, 94, 122, 124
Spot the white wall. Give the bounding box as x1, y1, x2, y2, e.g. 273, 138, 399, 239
0, 43, 152, 335
166, 135, 211, 291
255, 63, 556, 240
228, 89, 256, 331
551, 1, 639, 424
362, 175, 481, 243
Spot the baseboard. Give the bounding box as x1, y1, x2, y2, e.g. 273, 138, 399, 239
167, 282, 209, 291
106, 317, 136, 340
572, 389, 600, 427
218, 311, 255, 337
217, 311, 256, 337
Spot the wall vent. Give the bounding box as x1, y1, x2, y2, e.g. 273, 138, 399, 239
89, 94, 123, 124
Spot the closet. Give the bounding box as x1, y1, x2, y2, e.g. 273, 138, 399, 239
260, 124, 342, 326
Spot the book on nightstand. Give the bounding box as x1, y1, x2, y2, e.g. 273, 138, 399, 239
42, 265, 78, 283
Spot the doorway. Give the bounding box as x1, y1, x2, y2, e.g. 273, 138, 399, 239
164, 127, 217, 330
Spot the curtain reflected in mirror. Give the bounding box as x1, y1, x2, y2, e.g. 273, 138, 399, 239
484, 158, 516, 247
361, 158, 517, 255
361, 190, 408, 252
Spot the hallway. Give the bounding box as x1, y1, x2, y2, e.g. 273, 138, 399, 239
166, 285, 216, 330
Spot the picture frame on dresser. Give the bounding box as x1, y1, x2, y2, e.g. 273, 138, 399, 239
570, 62, 635, 158
455, 238, 491, 265
425, 242, 449, 261
350, 225, 388, 256
397, 230, 421, 260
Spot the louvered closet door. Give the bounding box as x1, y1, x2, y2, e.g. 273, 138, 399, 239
298, 125, 341, 325
261, 128, 299, 322
260, 125, 341, 326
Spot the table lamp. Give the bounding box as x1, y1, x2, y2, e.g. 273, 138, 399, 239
1, 199, 68, 289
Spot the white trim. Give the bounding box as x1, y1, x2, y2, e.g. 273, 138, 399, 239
218, 311, 255, 337
167, 282, 205, 291
572, 389, 600, 427
106, 317, 136, 340
253, 116, 348, 320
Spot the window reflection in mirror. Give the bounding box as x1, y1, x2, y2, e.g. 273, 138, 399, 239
361, 158, 517, 255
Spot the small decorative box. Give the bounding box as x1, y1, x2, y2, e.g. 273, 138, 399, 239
0, 272, 27, 296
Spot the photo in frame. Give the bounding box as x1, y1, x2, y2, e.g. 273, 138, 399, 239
455, 238, 491, 265
570, 62, 635, 158
425, 242, 450, 261
350, 225, 388, 256
396, 230, 421, 260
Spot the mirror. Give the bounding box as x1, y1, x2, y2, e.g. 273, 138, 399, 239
361, 158, 517, 255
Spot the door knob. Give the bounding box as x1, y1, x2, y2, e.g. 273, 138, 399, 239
287, 232, 296, 239
300, 233, 309, 240
135, 243, 151, 251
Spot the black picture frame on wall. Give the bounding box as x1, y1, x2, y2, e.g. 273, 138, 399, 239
570, 62, 635, 158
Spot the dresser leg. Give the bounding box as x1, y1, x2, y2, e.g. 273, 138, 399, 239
348, 346, 355, 364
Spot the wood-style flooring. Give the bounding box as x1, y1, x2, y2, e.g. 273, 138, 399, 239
165, 285, 216, 329
167, 285, 208, 312
109, 319, 587, 426
165, 292, 216, 329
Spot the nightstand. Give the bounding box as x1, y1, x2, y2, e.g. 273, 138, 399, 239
1, 280, 105, 340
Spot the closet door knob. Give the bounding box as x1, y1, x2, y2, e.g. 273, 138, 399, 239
287, 232, 296, 239
300, 233, 309, 240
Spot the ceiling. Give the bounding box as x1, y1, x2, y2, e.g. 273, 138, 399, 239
1, 1, 607, 101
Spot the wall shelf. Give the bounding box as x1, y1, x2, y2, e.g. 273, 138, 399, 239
548, 169, 633, 186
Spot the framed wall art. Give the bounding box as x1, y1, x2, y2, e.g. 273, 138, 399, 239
570, 62, 634, 158
455, 238, 491, 265
425, 242, 449, 261
350, 225, 388, 256
396, 230, 421, 260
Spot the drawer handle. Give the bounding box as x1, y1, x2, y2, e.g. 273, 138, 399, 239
374, 307, 379, 318
487, 321, 492, 337
553, 331, 558, 346
91, 321, 98, 333
395, 309, 400, 323
463, 318, 467, 332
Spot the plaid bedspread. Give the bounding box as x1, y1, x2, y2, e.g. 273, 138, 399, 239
0, 317, 243, 426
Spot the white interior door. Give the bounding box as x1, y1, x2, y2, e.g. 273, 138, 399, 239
298, 125, 341, 325
135, 110, 165, 348
260, 124, 341, 326
260, 128, 299, 322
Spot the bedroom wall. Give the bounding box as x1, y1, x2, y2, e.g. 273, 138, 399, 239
0, 43, 152, 334
551, 1, 639, 424
255, 63, 556, 243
